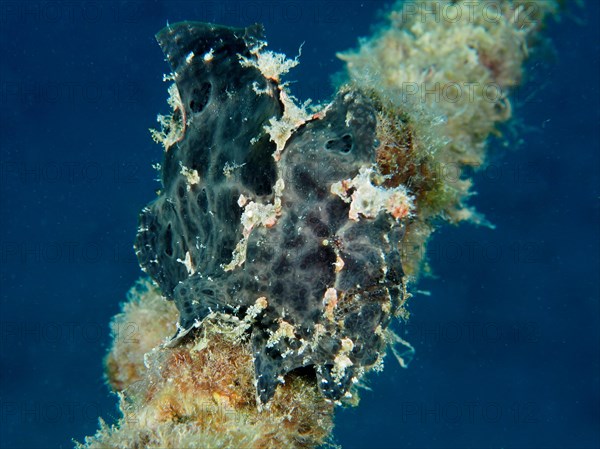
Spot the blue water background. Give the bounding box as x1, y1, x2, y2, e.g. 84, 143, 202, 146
0, 1, 598, 448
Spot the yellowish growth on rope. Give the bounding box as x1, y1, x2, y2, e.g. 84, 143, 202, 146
81, 283, 334, 449
340, 0, 558, 277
